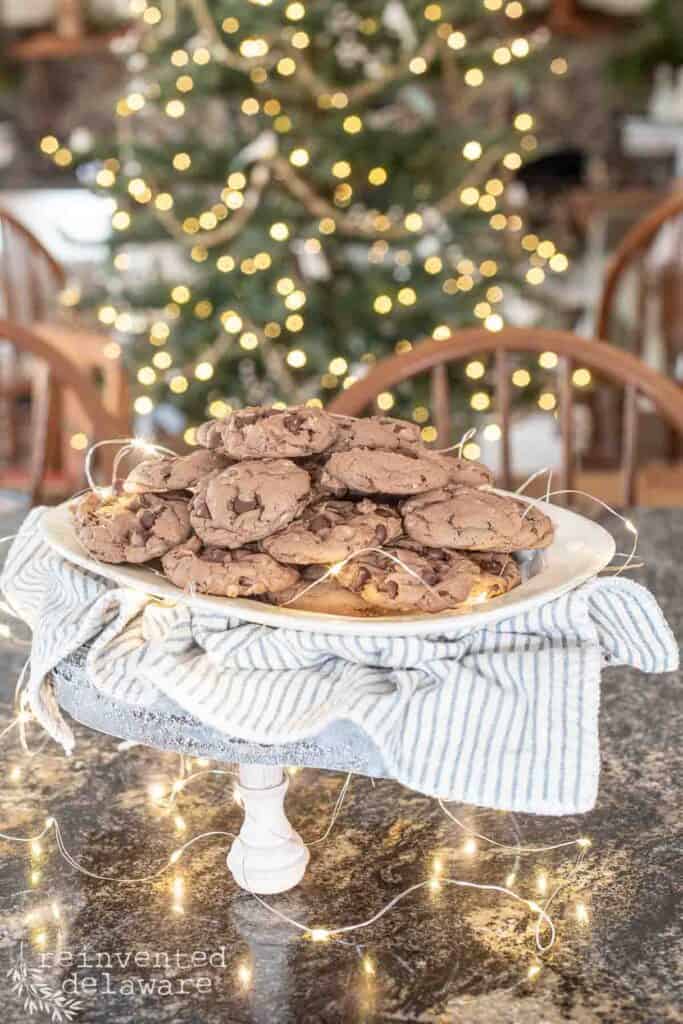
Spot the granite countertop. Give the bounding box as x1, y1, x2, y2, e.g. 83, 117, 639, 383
0, 505, 680, 1024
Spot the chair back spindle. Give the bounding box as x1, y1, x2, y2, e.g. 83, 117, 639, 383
494, 349, 512, 491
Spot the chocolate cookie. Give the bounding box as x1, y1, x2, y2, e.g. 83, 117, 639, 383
467, 552, 522, 600
261, 498, 401, 565
271, 566, 378, 616
72, 490, 191, 564
322, 447, 449, 496
162, 536, 299, 597
425, 453, 493, 488
329, 415, 422, 452
197, 405, 337, 459
189, 459, 311, 548
336, 542, 480, 614
124, 449, 228, 494
402, 486, 554, 551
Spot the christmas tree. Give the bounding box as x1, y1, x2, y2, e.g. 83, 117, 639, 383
47, 0, 571, 445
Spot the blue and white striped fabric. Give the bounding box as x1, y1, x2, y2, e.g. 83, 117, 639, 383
2, 509, 678, 815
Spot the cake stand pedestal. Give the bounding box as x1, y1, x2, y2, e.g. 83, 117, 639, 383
51, 648, 386, 893
227, 764, 310, 894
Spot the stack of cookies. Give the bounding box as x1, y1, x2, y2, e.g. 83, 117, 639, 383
71, 406, 554, 617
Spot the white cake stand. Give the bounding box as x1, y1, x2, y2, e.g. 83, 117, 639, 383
43, 496, 615, 895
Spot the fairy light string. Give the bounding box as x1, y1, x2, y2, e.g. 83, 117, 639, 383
0, 438, 635, 975
0, 684, 592, 967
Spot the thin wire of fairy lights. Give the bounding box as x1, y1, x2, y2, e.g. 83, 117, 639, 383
0, 441, 615, 971
0, 696, 592, 964
0, 749, 585, 959
84, 437, 177, 495
518, 489, 640, 577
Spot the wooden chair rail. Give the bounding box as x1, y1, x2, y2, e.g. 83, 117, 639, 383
596, 190, 683, 342
0, 208, 66, 294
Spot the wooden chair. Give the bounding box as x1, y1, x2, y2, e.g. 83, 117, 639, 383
597, 189, 683, 368
0, 319, 130, 503
0, 208, 66, 321
596, 189, 683, 462
0, 208, 69, 498
328, 326, 683, 506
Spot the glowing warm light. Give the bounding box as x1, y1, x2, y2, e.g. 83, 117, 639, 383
526, 267, 545, 286
470, 392, 491, 412
463, 140, 482, 161
575, 901, 589, 925
466, 360, 485, 380
195, 362, 214, 381
463, 442, 480, 460
503, 152, 522, 170
512, 369, 531, 387
70, 432, 89, 451
286, 349, 307, 368
343, 115, 363, 134
551, 57, 568, 75
460, 187, 480, 206
485, 314, 504, 332
538, 351, 558, 369
309, 928, 330, 942
237, 962, 252, 986
377, 391, 395, 411
464, 68, 484, 87
111, 211, 130, 231
572, 368, 592, 388
538, 392, 557, 411
463, 837, 477, 856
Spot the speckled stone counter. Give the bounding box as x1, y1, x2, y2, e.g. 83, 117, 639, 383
0, 507, 680, 1024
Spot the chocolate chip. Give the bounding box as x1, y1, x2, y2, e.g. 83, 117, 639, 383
139, 510, 156, 529
283, 413, 305, 433
384, 579, 398, 598
193, 500, 210, 518
204, 547, 226, 563
310, 514, 331, 533
234, 497, 258, 515
356, 567, 371, 588
375, 525, 387, 544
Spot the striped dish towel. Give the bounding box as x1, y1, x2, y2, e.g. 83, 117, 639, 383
2, 509, 678, 815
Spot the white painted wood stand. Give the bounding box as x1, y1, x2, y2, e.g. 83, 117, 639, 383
227, 764, 310, 894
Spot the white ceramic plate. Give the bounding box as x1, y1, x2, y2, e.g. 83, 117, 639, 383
40, 494, 615, 637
